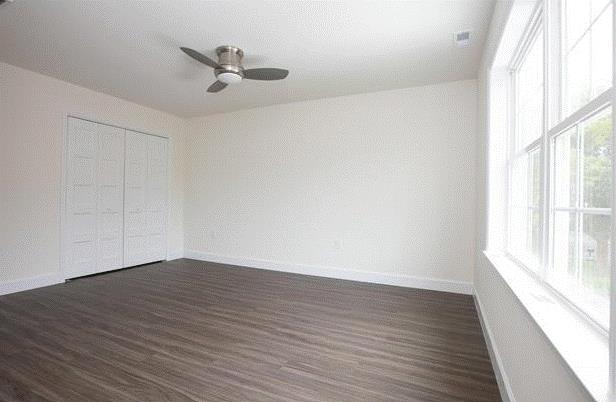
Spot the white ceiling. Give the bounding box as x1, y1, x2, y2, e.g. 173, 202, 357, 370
0, 0, 495, 117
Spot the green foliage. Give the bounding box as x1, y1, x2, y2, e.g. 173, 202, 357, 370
581, 110, 612, 294
583, 112, 612, 210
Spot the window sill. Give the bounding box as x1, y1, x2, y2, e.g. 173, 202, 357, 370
482, 251, 610, 402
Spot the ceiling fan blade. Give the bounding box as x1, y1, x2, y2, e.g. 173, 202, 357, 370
180, 47, 220, 69
207, 81, 228, 93
243, 68, 289, 81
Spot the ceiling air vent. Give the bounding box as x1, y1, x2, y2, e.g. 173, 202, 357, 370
454, 31, 472, 47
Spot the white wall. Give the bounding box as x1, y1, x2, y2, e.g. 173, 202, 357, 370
0, 62, 477, 293
474, 1, 593, 401
0, 62, 188, 286
185, 80, 478, 291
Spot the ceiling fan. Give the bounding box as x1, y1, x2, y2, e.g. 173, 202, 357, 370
180, 45, 289, 93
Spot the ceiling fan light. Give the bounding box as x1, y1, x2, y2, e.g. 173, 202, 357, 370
217, 72, 242, 84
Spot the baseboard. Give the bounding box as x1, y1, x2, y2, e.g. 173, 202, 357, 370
184, 250, 473, 295
473, 291, 516, 402
0, 273, 64, 296
167, 250, 184, 261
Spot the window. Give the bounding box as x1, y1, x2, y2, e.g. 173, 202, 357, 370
506, 1, 613, 330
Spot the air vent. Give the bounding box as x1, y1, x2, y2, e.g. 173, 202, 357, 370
454, 31, 472, 47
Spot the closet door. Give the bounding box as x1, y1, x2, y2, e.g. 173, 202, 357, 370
124, 131, 168, 266
124, 131, 148, 266
97, 124, 125, 272
65, 117, 124, 278
66, 118, 99, 278
145, 135, 168, 262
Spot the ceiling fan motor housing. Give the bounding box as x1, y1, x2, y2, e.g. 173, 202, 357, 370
179, 44, 289, 92
215, 46, 244, 83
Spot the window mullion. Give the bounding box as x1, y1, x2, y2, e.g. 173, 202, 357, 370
576, 124, 584, 286
506, 71, 517, 252
547, 0, 562, 128
610, 0, 616, 392
541, 2, 551, 280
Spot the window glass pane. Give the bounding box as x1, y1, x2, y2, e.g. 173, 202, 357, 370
562, 0, 613, 117
530, 208, 542, 262
583, 108, 612, 208
551, 211, 579, 283
591, 4, 613, 97
564, 0, 590, 49
564, 33, 591, 114
516, 29, 544, 151
553, 126, 579, 207
510, 156, 528, 209
549, 213, 610, 328
592, 0, 612, 20
549, 109, 612, 329
581, 213, 610, 304
509, 149, 542, 268
531, 149, 542, 207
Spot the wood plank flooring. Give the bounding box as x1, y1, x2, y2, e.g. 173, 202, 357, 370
0, 259, 500, 401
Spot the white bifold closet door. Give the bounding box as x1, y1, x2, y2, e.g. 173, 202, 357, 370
124, 130, 168, 267
65, 117, 124, 278
65, 118, 168, 279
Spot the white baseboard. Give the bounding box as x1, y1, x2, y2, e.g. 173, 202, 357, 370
473, 291, 516, 402
0, 273, 64, 296
184, 250, 473, 295
167, 250, 184, 261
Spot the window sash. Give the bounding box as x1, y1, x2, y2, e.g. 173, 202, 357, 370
548, 106, 612, 330
559, 0, 613, 119
507, 7, 546, 273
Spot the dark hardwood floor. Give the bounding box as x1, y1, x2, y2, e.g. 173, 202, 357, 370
0, 259, 500, 401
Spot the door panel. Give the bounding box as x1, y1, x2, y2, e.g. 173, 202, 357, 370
146, 136, 168, 262
66, 118, 99, 277
65, 117, 124, 277
71, 214, 96, 245
96, 124, 124, 272
124, 131, 147, 266
73, 185, 96, 212
72, 241, 96, 273
124, 131, 168, 266
73, 157, 96, 185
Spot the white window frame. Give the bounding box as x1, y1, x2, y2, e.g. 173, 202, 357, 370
505, 0, 613, 334
611, 0, 616, 391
